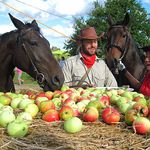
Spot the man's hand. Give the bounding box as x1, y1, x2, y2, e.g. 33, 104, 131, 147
117, 60, 126, 71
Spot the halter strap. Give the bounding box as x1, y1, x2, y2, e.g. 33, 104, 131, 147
18, 28, 46, 88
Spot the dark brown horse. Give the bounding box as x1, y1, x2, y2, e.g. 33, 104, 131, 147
0, 13, 64, 92
105, 13, 145, 89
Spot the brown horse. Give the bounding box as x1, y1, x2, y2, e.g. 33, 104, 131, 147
0, 13, 64, 92
105, 13, 145, 89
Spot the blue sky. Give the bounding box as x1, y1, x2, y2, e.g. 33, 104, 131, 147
0, 0, 149, 50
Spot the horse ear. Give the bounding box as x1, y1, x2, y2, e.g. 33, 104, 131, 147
31, 20, 38, 28
122, 13, 130, 26
107, 15, 113, 26
9, 13, 25, 30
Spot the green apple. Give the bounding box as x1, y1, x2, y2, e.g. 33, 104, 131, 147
110, 95, 120, 105
118, 102, 133, 114
17, 112, 33, 125
19, 98, 34, 109
0, 110, 15, 127
0, 94, 12, 105
25, 103, 39, 118
7, 119, 28, 137
61, 85, 70, 92
51, 98, 62, 109
0, 103, 4, 109
64, 117, 83, 133
76, 101, 86, 113
0, 106, 13, 113
10, 97, 23, 109
5, 92, 18, 99
121, 91, 133, 100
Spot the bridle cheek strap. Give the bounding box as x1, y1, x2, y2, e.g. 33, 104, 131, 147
21, 42, 45, 88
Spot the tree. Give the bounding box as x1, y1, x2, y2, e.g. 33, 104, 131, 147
64, 0, 150, 57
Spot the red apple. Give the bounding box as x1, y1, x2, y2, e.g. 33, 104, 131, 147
132, 102, 149, 117
45, 91, 53, 100
53, 90, 62, 98
26, 91, 37, 100
125, 109, 138, 125
42, 109, 59, 122
59, 106, 74, 121
102, 107, 120, 125
133, 117, 150, 134
133, 97, 147, 105
98, 95, 110, 107
86, 100, 103, 111
76, 96, 90, 103
35, 97, 48, 107
64, 89, 73, 95
63, 98, 76, 108
60, 92, 70, 102
70, 92, 80, 102
73, 109, 80, 117
25, 91, 37, 100
82, 107, 99, 122
39, 100, 55, 113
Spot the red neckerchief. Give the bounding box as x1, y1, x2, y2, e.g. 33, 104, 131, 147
140, 71, 150, 97
81, 52, 96, 68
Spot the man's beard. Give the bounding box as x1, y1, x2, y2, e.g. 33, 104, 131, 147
81, 46, 95, 56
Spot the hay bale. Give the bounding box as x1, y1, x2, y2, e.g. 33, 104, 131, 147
0, 119, 150, 150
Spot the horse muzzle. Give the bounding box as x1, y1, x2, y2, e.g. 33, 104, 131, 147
43, 74, 64, 92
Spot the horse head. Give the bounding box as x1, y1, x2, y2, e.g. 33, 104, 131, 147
9, 13, 64, 91
106, 13, 130, 74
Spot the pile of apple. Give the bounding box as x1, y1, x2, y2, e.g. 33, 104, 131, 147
0, 85, 150, 137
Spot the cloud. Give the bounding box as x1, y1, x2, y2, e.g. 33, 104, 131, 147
143, 0, 150, 4
0, 24, 15, 33
42, 24, 74, 39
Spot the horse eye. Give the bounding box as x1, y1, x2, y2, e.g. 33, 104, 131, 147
122, 34, 126, 38
30, 40, 38, 46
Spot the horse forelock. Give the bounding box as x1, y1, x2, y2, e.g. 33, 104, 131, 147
25, 22, 41, 33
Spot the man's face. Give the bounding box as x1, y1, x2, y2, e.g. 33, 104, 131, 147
82, 39, 98, 56
145, 51, 150, 71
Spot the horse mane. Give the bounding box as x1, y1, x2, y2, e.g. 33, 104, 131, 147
0, 31, 17, 44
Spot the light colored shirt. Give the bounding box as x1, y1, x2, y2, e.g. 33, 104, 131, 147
62, 53, 118, 87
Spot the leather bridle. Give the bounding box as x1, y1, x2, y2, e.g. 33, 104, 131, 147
107, 25, 129, 74
107, 25, 129, 61
17, 28, 46, 88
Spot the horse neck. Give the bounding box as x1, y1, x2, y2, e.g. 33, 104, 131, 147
123, 38, 145, 80
1, 31, 18, 70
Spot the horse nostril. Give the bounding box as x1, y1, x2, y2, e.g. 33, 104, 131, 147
52, 75, 61, 87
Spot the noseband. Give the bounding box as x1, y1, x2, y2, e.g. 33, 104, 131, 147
17, 28, 46, 88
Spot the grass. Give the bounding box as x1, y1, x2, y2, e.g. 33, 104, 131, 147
13, 71, 38, 85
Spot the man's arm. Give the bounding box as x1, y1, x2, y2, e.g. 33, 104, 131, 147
118, 61, 141, 90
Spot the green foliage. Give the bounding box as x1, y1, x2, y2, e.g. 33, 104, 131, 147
52, 49, 71, 60
64, 0, 150, 58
